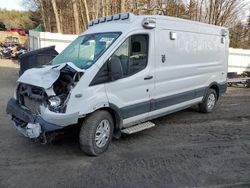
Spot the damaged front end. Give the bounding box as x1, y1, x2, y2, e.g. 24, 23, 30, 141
6, 63, 84, 142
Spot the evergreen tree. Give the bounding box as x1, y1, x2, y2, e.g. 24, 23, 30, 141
0, 22, 6, 30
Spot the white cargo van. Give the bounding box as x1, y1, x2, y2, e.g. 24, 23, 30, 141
6, 13, 228, 156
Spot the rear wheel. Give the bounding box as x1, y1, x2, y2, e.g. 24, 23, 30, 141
246, 80, 250, 88
79, 110, 114, 156
199, 88, 217, 113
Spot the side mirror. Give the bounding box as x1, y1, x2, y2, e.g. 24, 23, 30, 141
108, 56, 123, 81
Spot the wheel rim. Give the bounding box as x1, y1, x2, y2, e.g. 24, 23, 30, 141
95, 119, 110, 148
207, 93, 216, 110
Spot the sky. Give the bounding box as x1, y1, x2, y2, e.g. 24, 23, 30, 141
0, 0, 25, 11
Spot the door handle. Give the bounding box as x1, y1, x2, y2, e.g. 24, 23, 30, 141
144, 75, 153, 80
161, 55, 166, 63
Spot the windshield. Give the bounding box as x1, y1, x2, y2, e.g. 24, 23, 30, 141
52, 32, 121, 69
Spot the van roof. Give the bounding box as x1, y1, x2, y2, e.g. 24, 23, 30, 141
83, 13, 228, 36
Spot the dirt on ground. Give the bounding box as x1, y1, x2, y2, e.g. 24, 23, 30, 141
0, 60, 250, 188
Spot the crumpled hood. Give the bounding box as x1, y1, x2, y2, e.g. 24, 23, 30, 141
18, 62, 84, 89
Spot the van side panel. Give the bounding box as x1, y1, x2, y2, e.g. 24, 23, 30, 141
158, 30, 225, 90
150, 23, 227, 113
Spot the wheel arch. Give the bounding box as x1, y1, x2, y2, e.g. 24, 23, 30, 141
206, 82, 221, 100
209, 83, 220, 99
95, 104, 123, 139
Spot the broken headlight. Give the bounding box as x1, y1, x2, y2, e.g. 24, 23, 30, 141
48, 96, 62, 109
48, 95, 68, 113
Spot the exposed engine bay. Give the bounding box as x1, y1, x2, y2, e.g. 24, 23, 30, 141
16, 63, 84, 114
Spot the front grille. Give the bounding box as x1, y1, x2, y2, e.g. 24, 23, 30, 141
17, 84, 47, 114
23, 96, 42, 114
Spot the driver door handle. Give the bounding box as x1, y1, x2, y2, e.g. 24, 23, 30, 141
144, 75, 153, 80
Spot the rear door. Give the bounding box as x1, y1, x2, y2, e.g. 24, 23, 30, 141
105, 32, 155, 126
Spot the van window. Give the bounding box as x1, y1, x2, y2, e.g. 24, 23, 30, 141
90, 34, 149, 85
112, 34, 149, 77
51, 32, 121, 69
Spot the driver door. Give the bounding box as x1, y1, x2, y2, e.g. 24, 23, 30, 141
105, 33, 155, 127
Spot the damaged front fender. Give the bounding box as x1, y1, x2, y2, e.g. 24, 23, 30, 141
40, 105, 79, 126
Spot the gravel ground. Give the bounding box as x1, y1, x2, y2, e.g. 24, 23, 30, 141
0, 60, 250, 188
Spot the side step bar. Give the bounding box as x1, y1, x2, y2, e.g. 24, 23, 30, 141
121, 121, 155, 134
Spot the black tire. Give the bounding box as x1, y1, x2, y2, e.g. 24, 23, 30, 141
246, 80, 250, 88
199, 88, 217, 113
79, 110, 114, 156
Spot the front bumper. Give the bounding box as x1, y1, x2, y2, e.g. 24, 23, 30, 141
6, 98, 64, 138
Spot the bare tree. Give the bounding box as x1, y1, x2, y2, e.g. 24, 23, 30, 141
120, 0, 126, 13
38, 0, 47, 31
72, 0, 80, 34
83, 0, 90, 22
51, 0, 62, 33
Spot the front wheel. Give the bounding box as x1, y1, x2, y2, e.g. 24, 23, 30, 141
199, 89, 217, 113
79, 110, 114, 156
